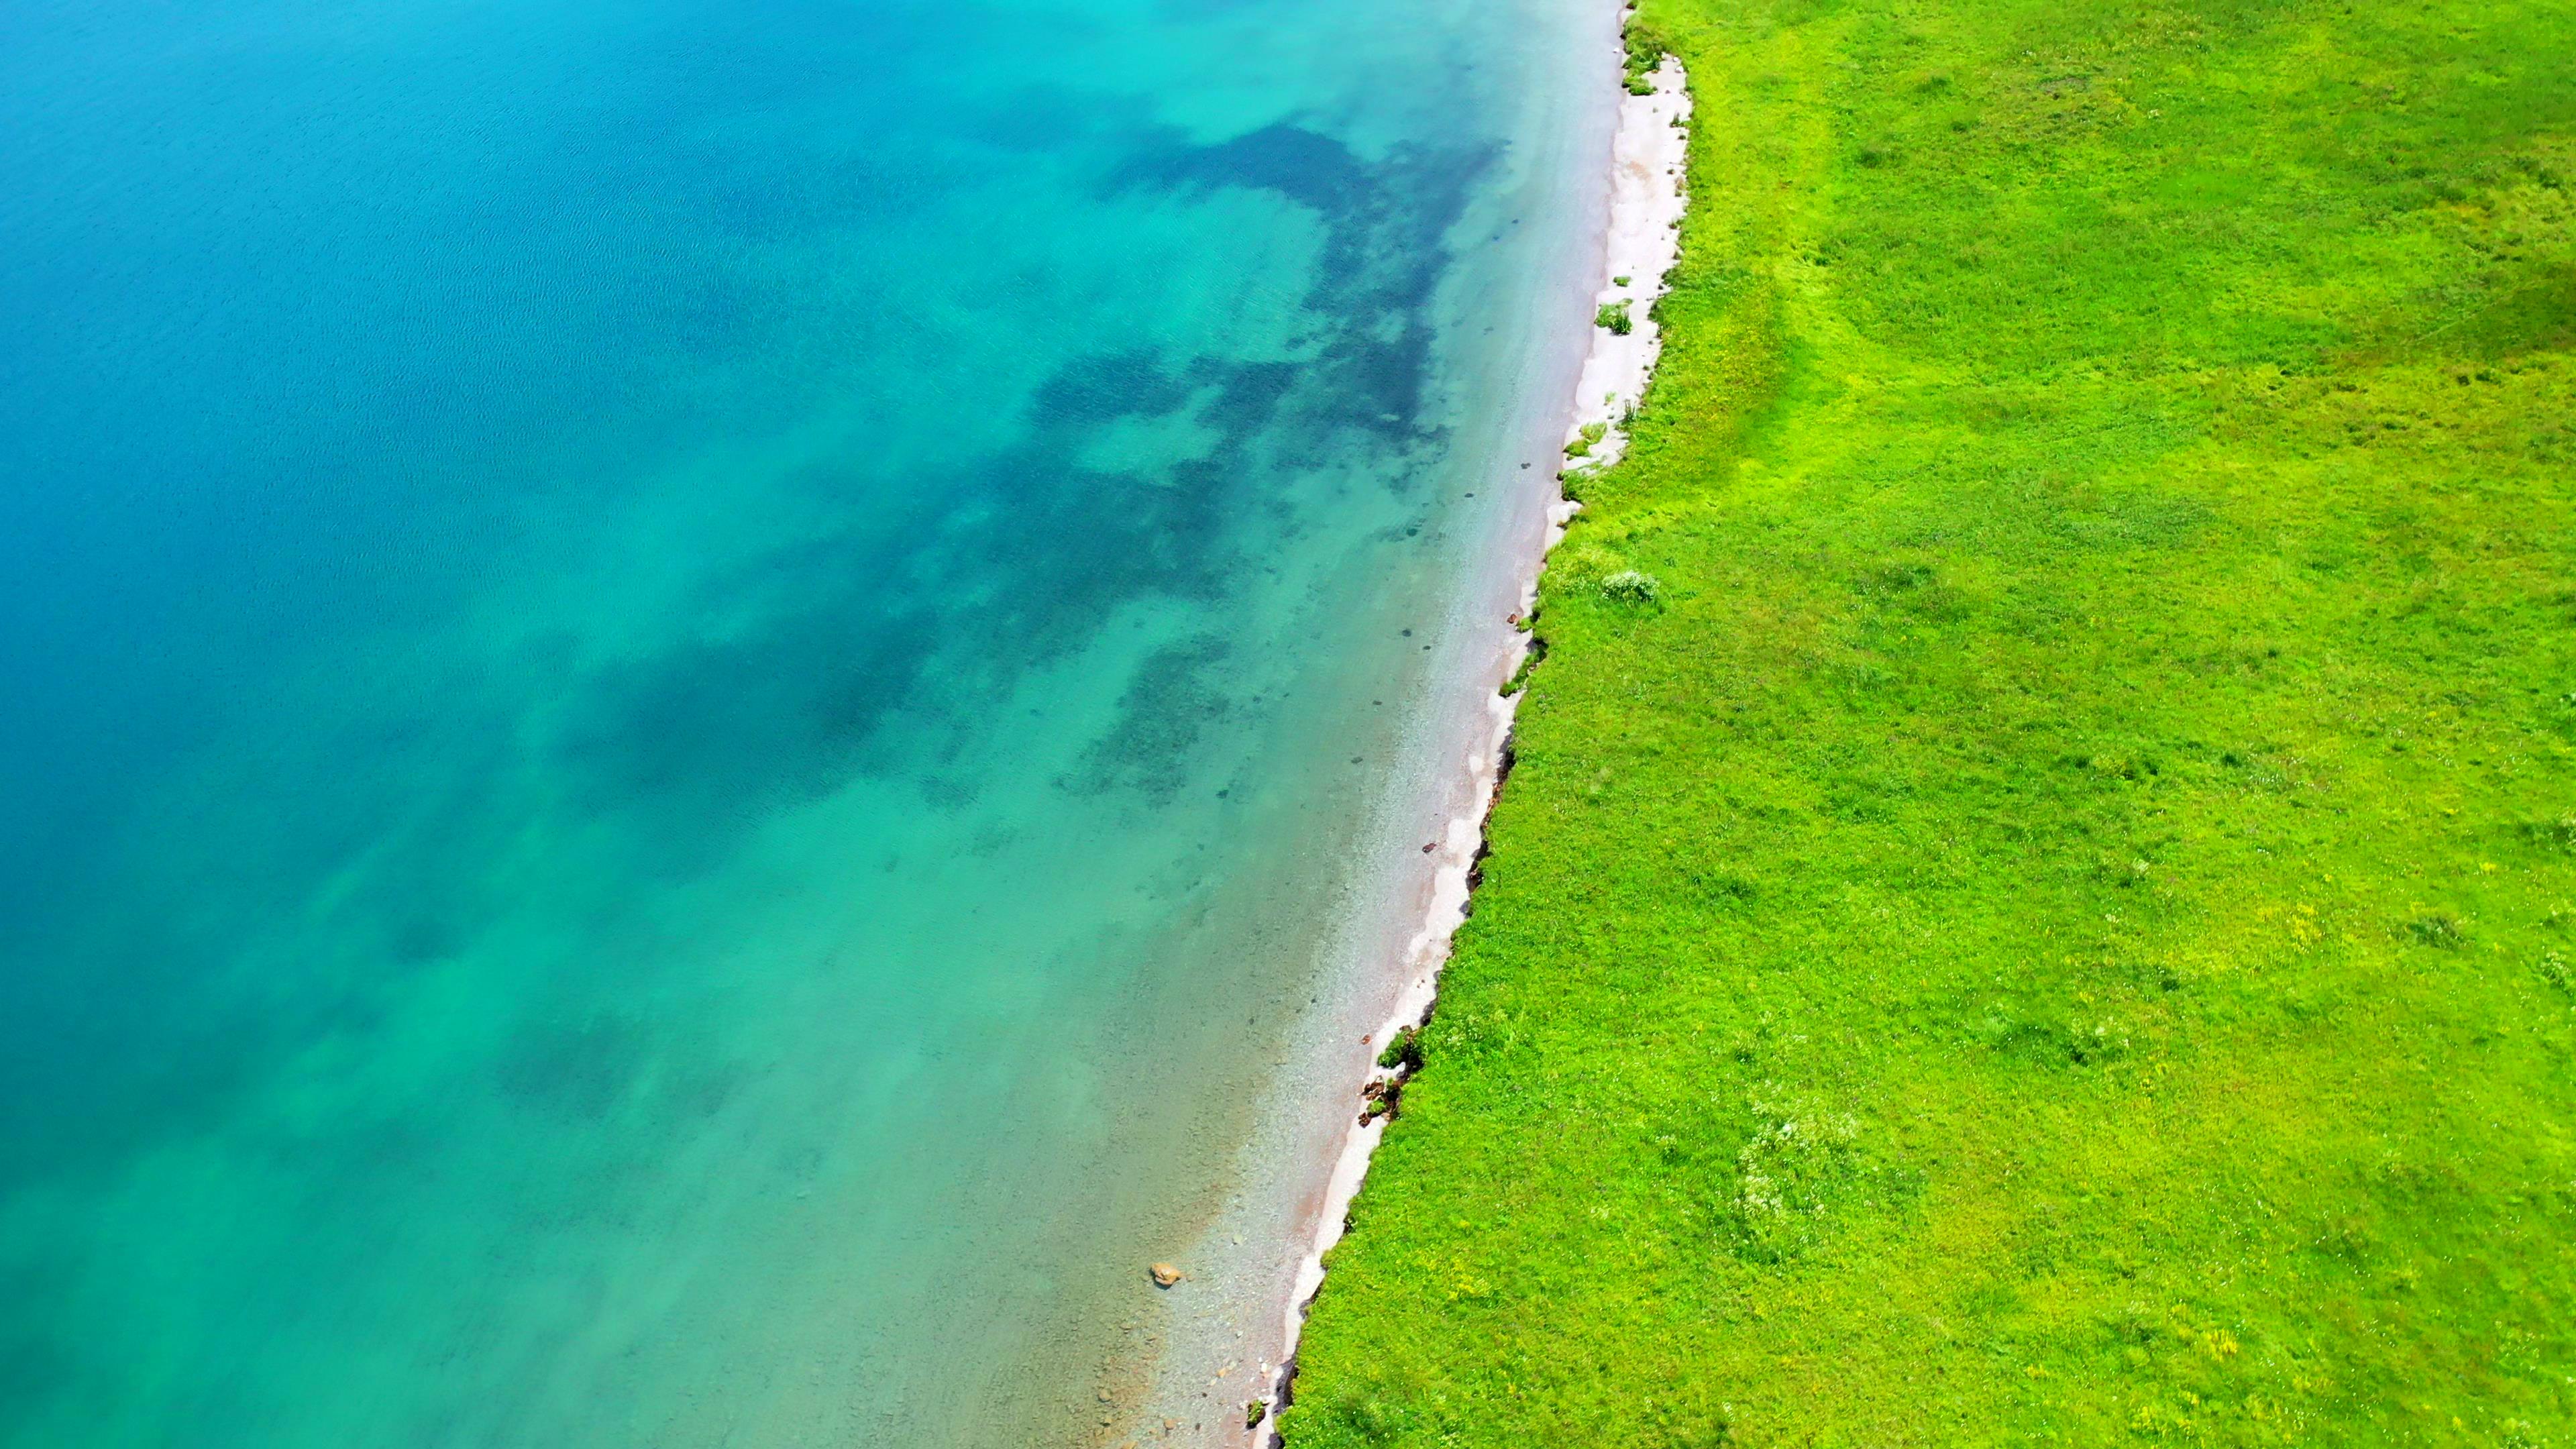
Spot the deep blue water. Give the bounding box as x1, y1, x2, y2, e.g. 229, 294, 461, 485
0, 0, 1606, 1441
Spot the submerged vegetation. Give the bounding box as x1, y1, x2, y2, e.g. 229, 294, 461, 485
1288, 0, 2576, 1440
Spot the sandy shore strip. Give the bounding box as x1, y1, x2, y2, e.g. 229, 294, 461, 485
1241, 42, 1694, 1445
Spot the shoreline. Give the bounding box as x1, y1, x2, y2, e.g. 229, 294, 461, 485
1246, 40, 1694, 1444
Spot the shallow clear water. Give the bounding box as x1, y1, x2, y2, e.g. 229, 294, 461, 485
0, 0, 1607, 1442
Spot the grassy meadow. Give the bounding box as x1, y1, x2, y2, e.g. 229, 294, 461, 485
1284, 0, 2576, 1441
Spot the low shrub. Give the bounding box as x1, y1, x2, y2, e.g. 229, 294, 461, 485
1377, 1025, 1423, 1073
1601, 569, 1661, 605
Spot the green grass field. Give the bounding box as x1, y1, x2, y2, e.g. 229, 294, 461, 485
1283, 0, 2576, 1441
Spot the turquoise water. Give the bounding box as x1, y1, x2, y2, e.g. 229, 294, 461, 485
0, 0, 1608, 1442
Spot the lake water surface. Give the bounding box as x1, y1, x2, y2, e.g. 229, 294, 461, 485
0, 0, 1610, 1441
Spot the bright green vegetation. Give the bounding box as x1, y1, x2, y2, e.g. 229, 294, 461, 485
1287, 0, 2576, 1440
1601, 299, 1638, 334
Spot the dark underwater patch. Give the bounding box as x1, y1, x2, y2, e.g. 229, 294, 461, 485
1111, 121, 1495, 441
1064, 635, 1237, 803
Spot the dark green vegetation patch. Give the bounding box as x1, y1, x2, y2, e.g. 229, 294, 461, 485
1286, 0, 2576, 1440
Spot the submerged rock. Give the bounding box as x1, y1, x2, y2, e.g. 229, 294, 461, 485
1149, 1262, 1183, 1288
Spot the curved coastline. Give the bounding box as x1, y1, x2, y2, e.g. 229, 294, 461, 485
1248, 42, 1695, 1444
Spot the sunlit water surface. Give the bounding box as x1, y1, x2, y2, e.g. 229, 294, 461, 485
0, 0, 1608, 1441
